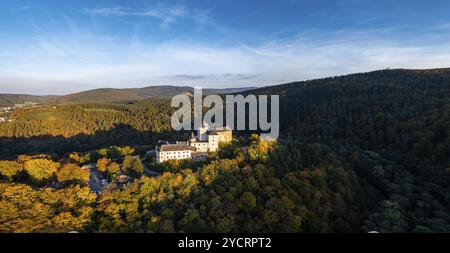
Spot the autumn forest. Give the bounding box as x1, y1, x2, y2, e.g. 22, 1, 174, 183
0, 69, 449, 233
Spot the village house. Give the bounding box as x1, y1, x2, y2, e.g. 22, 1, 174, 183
155, 125, 232, 164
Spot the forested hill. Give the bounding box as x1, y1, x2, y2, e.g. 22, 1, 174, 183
249, 68, 450, 160
248, 68, 450, 232
49, 86, 257, 104
0, 86, 256, 106
0, 94, 54, 107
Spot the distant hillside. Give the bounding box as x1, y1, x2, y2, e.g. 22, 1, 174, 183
52, 86, 187, 104
51, 86, 256, 104
0, 94, 55, 107
0, 86, 256, 105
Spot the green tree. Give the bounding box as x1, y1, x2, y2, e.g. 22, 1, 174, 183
239, 192, 257, 212
130, 159, 144, 177
122, 156, 134, 170
113, 146, 135, 157
106, 162, 121, 181
122, 156, 144, 177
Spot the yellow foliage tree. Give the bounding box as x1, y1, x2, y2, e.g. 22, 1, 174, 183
24, 159, 60, 184
56, 164, 90, 184
0, 160, 23, 181
96, 157, 111, 173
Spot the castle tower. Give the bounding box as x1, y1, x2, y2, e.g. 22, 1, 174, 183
190, 132, 196, 142
197, 122, 209, 142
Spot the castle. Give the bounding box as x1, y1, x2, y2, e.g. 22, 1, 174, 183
155, 125, 232, 164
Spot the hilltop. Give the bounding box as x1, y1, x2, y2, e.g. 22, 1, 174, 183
0, 85, 256, 106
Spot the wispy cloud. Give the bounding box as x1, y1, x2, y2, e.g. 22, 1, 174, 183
165, 73, 262, 81
170, 74, 207, 80
84, 6, 211, 29
2, 11, 450, 95
222, 73, 262, 80
4, 27, 450, 94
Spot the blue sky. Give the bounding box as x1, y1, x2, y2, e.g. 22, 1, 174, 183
1, 0, 450, 95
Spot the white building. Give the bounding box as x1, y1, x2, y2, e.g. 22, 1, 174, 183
155, 126, 232, 164
194, 128, 233, 153
155, 142, 195, 164
191, 125, 233, 153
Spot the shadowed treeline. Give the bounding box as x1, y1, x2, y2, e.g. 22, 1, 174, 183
0, 123, 186, 160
